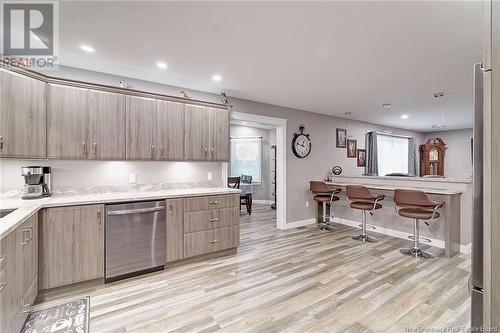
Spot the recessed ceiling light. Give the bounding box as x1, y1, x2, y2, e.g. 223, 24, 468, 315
212, 74, 222, 82
400, 114, 409, 119
80, 45, 95, 53
432, 123, 447, 129
382, 103, 392, 108
156, 62, 168, 70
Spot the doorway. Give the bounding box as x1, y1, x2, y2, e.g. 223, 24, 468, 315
225, 112, 287, 230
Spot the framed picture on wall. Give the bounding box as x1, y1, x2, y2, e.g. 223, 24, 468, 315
347, 139, 357, 158
357, 149, 366, 167
336, 128, 347, 148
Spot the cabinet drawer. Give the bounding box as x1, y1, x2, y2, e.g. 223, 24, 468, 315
184, 194, 238, 212
184, 226, 239, 258
184, 207, 239, 233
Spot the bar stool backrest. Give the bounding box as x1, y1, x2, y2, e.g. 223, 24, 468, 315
310, 181, 333, 194
346, 185, 376, 201
394, 189, 436, 208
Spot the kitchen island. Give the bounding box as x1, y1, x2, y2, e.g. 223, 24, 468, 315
324, 175, 472, 257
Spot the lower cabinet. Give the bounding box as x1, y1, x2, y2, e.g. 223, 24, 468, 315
166, 198, 185, 263
0, 214, 38, 333
39, 204, 104, 290
184, 226, 239, 258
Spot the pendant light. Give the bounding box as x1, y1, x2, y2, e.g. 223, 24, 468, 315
381, 103, 392, 134
432, 92, 447, 129
345, 112, 354, 138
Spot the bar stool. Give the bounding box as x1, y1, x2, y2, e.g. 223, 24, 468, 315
346, 185, 385, 243
394, 189, 444, 259
309, 181, 341, 231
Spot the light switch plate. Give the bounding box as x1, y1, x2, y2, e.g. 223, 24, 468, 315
305, 200, 309, 208
207, 172, 212, 181
129, 173, 137, 184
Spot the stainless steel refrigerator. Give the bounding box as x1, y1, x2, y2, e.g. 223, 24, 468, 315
471, 63, 484, 327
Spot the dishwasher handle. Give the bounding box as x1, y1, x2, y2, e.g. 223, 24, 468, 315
107, 206, 165, 216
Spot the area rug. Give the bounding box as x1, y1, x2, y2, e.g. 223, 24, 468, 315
21, 297, 90, 333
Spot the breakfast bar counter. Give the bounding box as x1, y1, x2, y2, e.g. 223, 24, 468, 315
323, 176, 472, 258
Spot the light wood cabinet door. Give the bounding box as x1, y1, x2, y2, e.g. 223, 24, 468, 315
209, 108, 230, 161
89, 90, 126, 160
184, 226, 239, 258
184, 104, 210, 160
20, 215, 37, 303
0, 70, 46, 158
126, 96, 157, 160
166, 198, 184, 262
157, 100, 184, 160
39, 204, 104, 290
47, 84, 89, 159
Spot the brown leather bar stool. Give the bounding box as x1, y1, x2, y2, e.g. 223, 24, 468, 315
309, 181, 341, 231
346, 185, 385, 243
394, 189, 444, 259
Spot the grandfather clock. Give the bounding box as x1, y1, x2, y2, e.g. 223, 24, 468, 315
419, 138, 446, 176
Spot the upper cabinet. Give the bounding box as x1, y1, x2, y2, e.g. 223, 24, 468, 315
89, 90, 126, 160
185, 104, 210, 160
184, 105, 230, 161
156, 100, 184, 160
0, 68, 230, 162
47, 84, 89, 159
126, 96, 157, 160
0, 70, 46, 158
209, 108, 230, 161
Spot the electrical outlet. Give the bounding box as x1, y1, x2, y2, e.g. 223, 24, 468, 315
129, 173, 137, 184
207, 172, 212, 181
305, 200, 309, 208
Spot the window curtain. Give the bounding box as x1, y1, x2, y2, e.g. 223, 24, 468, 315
230, 137, 262, 183
377, 135, 409, 176
408, 137, 417, 175
365, 131, 378, 175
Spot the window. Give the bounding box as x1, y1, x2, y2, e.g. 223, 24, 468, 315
230, 137, 262, 183
377, 134, 409, 176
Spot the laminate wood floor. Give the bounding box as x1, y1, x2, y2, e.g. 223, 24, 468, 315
34, 204, 471, 333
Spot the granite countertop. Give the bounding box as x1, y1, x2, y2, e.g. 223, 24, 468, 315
331, 175, 472, 184
325, 181, 463, 195
0, 187, 240, 240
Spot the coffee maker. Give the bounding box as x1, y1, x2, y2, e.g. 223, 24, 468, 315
21, 166, 52, 199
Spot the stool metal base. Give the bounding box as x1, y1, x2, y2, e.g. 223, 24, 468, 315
319, 223, 336, 231
351, 234, 377, 243
400, 247, 434, 259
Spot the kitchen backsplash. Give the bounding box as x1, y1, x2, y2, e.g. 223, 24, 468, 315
0, 160, 224, 196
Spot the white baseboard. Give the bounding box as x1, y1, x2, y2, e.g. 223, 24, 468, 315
285, 218, 316, 229
253, 200, 274, 205
285, 216, 471, 254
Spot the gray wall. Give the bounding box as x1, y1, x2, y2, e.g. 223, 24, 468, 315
424, 129, 473, 180
229, 125, 274, 201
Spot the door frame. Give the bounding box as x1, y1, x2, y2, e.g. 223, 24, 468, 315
226, 111, 287, 230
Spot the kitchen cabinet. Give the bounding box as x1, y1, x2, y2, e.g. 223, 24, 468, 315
126, 96, 157, 160
157, 100, 185, 160
47, 84, 89, 159
39, 204, 104, 289
89, 90, 126, 160
184, 104, 210, 160
209, 107, 230, 161
166, 198, 184, 262
184, 105, 230, 161
183, 194, 240, 259
0, 214, 38, 333
0, 69, 46, 158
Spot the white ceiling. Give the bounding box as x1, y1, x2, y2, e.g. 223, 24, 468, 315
58, 1, 483, 132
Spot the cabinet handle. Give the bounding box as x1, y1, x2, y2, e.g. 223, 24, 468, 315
151, 145, 155, 158
81, 142, 87, 156
211, 147, 215, 157
21, 303, 31, 313
209, 218, 219, 222
0, 282, 6, 292
93, 142, 97, 157
97, 211, 102, 224
0, 255, 5, 265
159, 145, 164, 157
209, 200, 219, 205
169, 204, 173, 215
209, 240, 218, 243
20, 227, 31, 245
204, 147, 208, 155
0, 136, 4, 151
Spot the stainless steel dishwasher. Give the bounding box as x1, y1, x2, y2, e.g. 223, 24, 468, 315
105, 200, 166, 282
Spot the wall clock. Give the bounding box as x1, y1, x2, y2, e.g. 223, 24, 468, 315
291, 125, 311, 158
